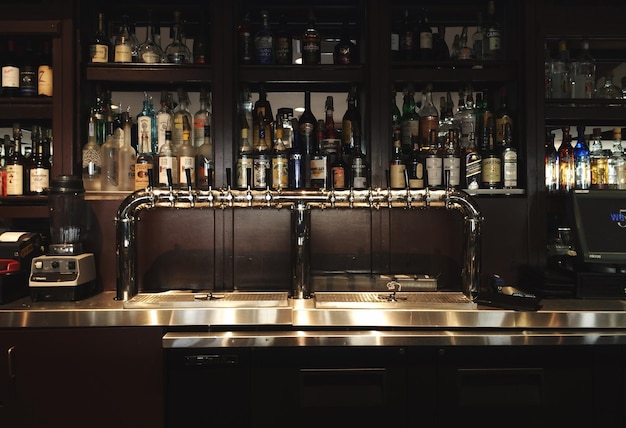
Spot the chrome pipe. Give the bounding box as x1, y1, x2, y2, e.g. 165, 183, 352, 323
115, 186, 482, 301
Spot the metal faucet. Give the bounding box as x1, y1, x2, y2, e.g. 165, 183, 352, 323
115, 186, 482, 301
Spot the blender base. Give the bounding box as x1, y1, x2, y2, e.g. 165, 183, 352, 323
30, 280, 97, 302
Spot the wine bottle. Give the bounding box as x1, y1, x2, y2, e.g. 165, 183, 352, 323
5, 124, 26, 196
298, 91, 317, 186
301, 9, 321, 65
89, 12, 110, 63
177, 115, 196, 188
2, 38, 20, 97
37, 40, 53, 97
389, 129, 406, 189
195, 125, 213, 190
27, 126, 50, 195
19, 40, 37, 97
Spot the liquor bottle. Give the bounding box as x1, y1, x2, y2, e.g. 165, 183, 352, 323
288, 126, 305, 189
299, 91, 317, 185
5, 124, 25, 196
557, 127, 575, 193
83, 113, 102, 192
195, 125, 213, 189
341, 88, 360, 158
391, 89, 401, 140
165, 10, 191, 64
100, 131, 119, 191
114, 15, 134, 63
501, 122, 517, 189
550, 40, 572, 99
481, 117, 501, 189
156, 91, 174, 154
239, 85, 254, 139
572, 40, 595, 99
589, 127, 608, 189
158, 129, 178, 187
608, 128, 624, 189
389, 130, 406, 189
310, 120, 327, 189
253, 86, 274, 151
138, 10, 164, 64
276, 108, 294, 149
485, 0, 501, 60
544, 129, 558, 192
37, 40, 53, 97
236, 127, 253, 188
117, 111, 137, 192
400, 85, 419, 155
417, 8, 433, 61
177, 115, 196, 187
302, 9, 321, 65
25, 126, 48, 195
408, 134, 425, 189
237, 11, 253, 65
456, 27, 473, 60
330, 143, 348, 189
425, 129, 443, 188
334, 18, 358, 65
433, 25, 450, 60
573, 125, 591, 190
271, 128, 288, 190
255, 10, 274, 65
472, 12, 485, 61
253, 111, 271, 189
399, 9, 415, 61
418, 85, 439, 151
593, 69, 622, 99
350, 130, 368, 189
194, 88, 211, 148
495, 87, 512, 147
2, 38, 20, 97
321, 96, 341, 163
19, 41, 37, 97
390, 13, 400, 61
136, 91, 157, 155
616, 129, 626, 190
464, 128, 482, 190
192, 11, 209, 65
440, 129, 460, 188
89, 12, 110, 63
275, 14, 292, 65
172, 88, 193, 151
135, 115, 154, 191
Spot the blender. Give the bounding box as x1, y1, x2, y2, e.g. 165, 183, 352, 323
29, 175, 96, 301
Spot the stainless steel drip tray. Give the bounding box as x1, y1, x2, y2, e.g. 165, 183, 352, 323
314, 291, 476, 310
123, 291, 290, 309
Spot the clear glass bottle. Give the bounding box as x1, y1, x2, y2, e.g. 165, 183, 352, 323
89, 12, 110, 63
135, 119, 154, 192
255, 10, 274, 65
557, 127, 575, 193
589, 127, 609, 189
573, 125, 591, 190
158, 129, 178, 187
193, 88, 211, 148
459, 90, 476, 151
177, 115, 196, 188
550, 40, 572, 99
572, 40, 595, 99
100, 132, 119, 191
593, 69, 622, 99
608, 128, 624, 189
400, 84, 419, 155
545, 129, 558, 192
253, 111, 271, 189
117, 111, 137, 192
172, 88, 193, 151
114, 15, 134, 63
156, 91, 174, 154
443, 129, 461, 188
271, 128, 288, 190
501, 122, 517, 189
165, 10, 191, 64
138, 11, 164, 63
195, 125, 213, 189
236, 127, 253, 188
82, 113, 102, 191
136, 91, 157, 155
419, 84, 439, 151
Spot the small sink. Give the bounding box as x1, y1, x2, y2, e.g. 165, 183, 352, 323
314, 291, 476, 310
123, 291, 290, 309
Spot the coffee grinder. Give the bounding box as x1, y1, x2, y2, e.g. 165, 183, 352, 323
29, 175, 96, 301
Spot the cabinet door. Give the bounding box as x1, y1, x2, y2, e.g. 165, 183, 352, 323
0, 327, 163, 428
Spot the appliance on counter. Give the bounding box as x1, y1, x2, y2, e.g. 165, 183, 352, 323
29, 175, 96, 301
0, 231, 43, 303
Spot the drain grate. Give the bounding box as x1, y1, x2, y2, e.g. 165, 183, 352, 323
124, 291, 290, 308
314, 291, 476, 309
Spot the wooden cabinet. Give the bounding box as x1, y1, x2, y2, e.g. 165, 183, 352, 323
0, 327, 164, 428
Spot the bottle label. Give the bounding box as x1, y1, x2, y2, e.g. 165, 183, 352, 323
179, 156, 195, 185
157, 113, 171, 152
158, 156, 176, 185
141, 51, 161, 64
487, 29, 501, 51
82, 147, 102, 177
482, 157, 501, 186
90, 44, 109, 63
442, 157, 460, 186
276, 37, 291, 64
20, 67, 36, 96
351, 159, 367, 189
272, 156, 289, 189
310, 157, 327, 181
5, 165, 23, 195
302, 41, 321, 64
134, 163, 152, 190
401, 120, 419, 147
465, 155, 482, 188
391, 33, 400, 52
137, 116, 153, 151
390, 164, 406, 188
332, 166, 346, 189
409, 162, 424, 189
420, 32, 433, 50
503, 150, 518, 188
425, 156, 442, 187
38, 65, 53, 96
253, 155, 270, 188
2, 66, 20, 89
496, 115, 512, 143
401, 32, 414, 51
29, 168, 50, 193
115, 45, 132, 63
237, 156, 253, 188
419, 117, 438, 143
255, 37, 273, 64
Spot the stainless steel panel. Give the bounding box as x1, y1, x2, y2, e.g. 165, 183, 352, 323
314, 291, 475, 309
123, 291, 290, 308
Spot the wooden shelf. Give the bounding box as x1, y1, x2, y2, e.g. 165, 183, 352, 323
85, 63, 212, 84
0, 98, 53, 121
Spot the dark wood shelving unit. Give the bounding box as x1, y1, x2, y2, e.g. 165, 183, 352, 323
85, 63, 212, 83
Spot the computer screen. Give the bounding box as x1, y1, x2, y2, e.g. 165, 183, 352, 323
570, 190, 626, 266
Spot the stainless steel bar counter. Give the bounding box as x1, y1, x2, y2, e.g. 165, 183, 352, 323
2, 291, 626, 346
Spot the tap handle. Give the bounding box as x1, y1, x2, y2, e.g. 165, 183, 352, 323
207, 166, 213, 190
226, 167, 232, 189
385, 169, 390, 189
166, 168, 173, 189
246, 167, 252, 189
185, 168, 192, 190
147, 166, 154, 189
404, 168, 409, 189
